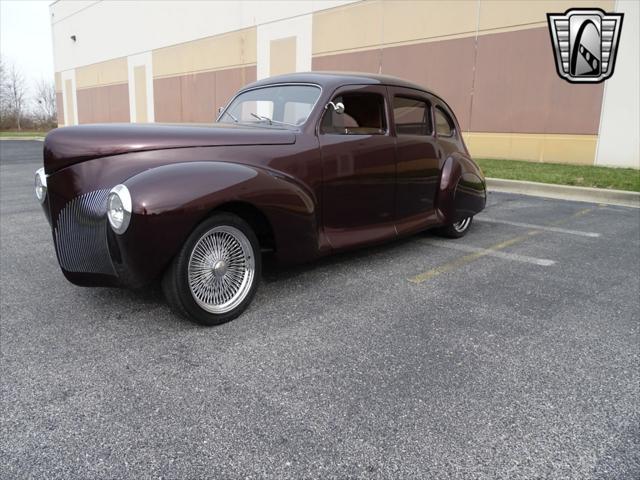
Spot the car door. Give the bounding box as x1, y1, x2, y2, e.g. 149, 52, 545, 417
388, 87, 441, 235
318, 85, 396, 250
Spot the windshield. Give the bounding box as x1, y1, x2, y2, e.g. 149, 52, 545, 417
218, 84, 321, 128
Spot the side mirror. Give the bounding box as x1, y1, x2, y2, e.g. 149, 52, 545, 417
325, 101, 345, 115
217, 106, 224, 114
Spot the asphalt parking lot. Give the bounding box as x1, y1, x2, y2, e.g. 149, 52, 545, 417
1, 140, 639, 479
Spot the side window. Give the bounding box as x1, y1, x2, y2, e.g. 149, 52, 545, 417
435, 107, 454, 137
393, 96, 432, 136
321, 93, 386, 135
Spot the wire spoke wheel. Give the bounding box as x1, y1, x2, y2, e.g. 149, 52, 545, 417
452, 217, 471, 233
187, 225, 255, 314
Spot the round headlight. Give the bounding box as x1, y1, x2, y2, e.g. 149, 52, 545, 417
107, 184, 132, 234
34, 168, 47, 204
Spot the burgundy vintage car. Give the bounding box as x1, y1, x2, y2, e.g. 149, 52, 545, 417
36, 72, 486, 325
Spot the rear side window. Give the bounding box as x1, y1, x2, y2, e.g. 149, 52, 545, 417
393, 96, 432, 136
435, 107, 454, 137
321, 93, 386, 135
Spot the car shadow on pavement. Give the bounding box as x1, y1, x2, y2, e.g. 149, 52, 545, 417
261, 231, 427, 284
74, 229, 438, 328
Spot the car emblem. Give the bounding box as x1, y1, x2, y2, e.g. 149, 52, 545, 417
547, 8, 623, 84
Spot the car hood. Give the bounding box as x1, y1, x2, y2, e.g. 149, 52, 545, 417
43, 123, 297, 173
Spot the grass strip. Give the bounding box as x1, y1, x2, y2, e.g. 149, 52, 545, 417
477, 158, 640, 192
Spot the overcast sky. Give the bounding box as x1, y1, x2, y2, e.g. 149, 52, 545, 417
1, 0, 55, 93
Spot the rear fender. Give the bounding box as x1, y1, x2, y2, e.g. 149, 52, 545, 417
113, 161, 318, 286
436, 154, 486, 224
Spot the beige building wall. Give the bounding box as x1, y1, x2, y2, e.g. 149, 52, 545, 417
54, 72, 64, 127
310, 0, 615, 165
51, 0, 637, 167
64, 79, 75, 126
269, 37, 297, 76
75, 57, 130, 124
127, 52, 155, 123
152, 27, 257, 123
133, 66, 148, 123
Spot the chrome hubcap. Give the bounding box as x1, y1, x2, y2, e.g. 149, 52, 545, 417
213, 259, 227, 277
452, 217, 471, 233
187, 225, 255, 314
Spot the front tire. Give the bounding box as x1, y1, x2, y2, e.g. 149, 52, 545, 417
436, 216, 473, 239
162, 213, 261, 326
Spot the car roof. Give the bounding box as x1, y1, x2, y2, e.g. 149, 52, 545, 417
242, 71, 439, 98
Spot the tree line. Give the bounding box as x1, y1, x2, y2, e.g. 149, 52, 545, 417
0, 56, 57, 132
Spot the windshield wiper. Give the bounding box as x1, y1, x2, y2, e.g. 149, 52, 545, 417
251, 112, 273, 125
250, 113, 297, 127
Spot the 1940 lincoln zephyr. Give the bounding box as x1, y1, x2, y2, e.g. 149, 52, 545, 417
36, 72, 486, 325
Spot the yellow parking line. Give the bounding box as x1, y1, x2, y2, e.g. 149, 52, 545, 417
571, 207, 595, 219
408, 207, 596, 284
408, 231, 540, 284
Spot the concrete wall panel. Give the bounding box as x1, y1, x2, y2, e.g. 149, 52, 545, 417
215, 66, 257, 109
50, 0, 637, 166
380, 37, 476, 131
465, 132, 597, 165
471, 27, 603, 135
51, 0, 356, 72
257, 14, 312, 81
76, 84, 130, 124
55, 92, 65, 127
154, 66, 256, 123
76, 58, 129, 89
312, 1, 383, 55
270, 37, 297, 76
133, 66, 148, 123
477, 0, 614, 32
312, 49, 381, 75
152, 27, 256, 79
153, 76, 182, 124
64, 78, 76, 126
127, 52, 155, 123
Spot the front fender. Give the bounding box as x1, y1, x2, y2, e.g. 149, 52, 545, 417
112, 161, 318, 287
436, 153, 486, 224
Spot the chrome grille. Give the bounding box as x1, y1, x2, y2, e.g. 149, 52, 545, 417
54, 189, 115, 275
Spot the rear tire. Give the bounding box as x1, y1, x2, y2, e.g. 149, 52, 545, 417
162, 212, 261, 326
436, 216, 473, 239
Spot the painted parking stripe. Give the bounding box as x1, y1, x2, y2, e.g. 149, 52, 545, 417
422, 239, 556, 266
409, 231, 542, 283
409, 208, 597, 284
476, 217, 601, 238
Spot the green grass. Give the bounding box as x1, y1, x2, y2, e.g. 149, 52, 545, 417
0, 131, 48, 137
477, 158, 640, 192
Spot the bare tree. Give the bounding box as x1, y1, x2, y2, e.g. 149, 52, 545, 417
0, 57, 56, 131
4, 62, 27, 130
34, 78, 56, 126
0, 56, 9, 123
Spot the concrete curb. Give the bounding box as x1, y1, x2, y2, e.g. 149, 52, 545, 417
0, 137, 44, 141
486, 178, 640, 208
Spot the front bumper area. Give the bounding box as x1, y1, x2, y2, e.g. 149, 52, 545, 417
48, 184, 188, 289
50, 188, 144, 288
54, 189, 115, 277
